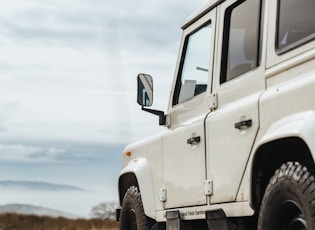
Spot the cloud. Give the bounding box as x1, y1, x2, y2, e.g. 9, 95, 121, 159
0, 101, 19, 131
0, 0, 203, 52
0, 180, 86, 191
0, 140, 123, 164
0, 0, 121, 51
0, 143, 65, 162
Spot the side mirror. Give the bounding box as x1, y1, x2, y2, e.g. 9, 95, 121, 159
136, 73, 166, 126
137, 73, 153, 107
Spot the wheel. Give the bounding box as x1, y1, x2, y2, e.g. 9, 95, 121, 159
120, 186, 155, 230
258, 161, 315, 230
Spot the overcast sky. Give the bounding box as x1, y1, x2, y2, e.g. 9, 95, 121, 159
0, 0, 206, 217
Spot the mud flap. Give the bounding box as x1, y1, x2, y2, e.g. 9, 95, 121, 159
206, 209, 236, 230
166, 210, 187, 230
116, 208, 121, 221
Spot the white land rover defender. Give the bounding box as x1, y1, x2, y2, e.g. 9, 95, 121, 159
117, 0, 315, 229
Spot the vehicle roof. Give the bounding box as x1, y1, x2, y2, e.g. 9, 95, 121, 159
182, 0, 223, 29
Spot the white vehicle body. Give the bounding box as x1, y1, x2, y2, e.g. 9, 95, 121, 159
118, 0, 315, 229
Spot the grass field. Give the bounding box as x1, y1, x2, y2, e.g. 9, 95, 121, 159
0, 213, 119, 230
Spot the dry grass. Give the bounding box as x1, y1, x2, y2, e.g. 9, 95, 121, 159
0, 213, 119, 230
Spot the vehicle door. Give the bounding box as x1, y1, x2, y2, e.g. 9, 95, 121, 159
162, 9, 216, 209
205, 0, 266, 204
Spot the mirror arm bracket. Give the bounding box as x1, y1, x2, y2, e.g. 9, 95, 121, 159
141, 106, 166, 126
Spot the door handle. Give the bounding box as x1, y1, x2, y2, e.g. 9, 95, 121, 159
187, 136, 201, 145
234, 119, 252, 129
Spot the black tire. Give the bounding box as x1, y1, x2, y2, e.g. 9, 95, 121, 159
258, 161, 315, 230
120, 186, 155, 230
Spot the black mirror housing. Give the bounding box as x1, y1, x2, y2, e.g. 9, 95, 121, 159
137, 73, 153, 107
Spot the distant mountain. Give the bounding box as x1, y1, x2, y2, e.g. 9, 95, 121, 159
0, 204, 78, 219
0, 180, 86, 191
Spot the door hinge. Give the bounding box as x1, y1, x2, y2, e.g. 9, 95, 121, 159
210, 93, 218, 110
160, 187, 167, 202
204, 180, 213, 196
165, 114, 171, 127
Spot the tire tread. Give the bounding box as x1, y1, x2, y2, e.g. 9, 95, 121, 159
258, 161, 315, 229
120, 186, 155, 230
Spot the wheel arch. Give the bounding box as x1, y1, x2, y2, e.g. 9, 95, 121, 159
251, 137, 314, 211
118, 172, 139, 206
118, 157, 156, 220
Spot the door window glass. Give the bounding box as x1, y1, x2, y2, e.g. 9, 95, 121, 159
173, 23, 212, 105
277, 0, 315, 51
221, 0, 261, 83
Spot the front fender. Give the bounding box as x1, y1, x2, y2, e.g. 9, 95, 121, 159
119, 157, 156, 219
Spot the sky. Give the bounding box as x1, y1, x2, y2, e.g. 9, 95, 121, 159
0, 0, 206, 217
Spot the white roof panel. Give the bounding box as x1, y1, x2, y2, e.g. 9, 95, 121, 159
182, 0, 223, 29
